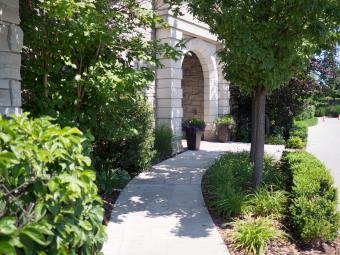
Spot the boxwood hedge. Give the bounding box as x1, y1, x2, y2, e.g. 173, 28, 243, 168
282, 151, 339, 245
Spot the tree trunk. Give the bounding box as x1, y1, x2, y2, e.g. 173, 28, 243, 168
252, 86, 266, 190
250, 90, 257, 163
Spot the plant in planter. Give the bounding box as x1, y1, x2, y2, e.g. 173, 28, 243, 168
216, 115, 235, 142
182, 118, 206, 150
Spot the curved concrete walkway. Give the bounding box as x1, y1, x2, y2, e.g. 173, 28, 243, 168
307, 118, 340, 209
102, 141, 284, 255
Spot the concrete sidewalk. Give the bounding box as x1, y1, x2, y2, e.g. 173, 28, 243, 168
102, 141, 284, 255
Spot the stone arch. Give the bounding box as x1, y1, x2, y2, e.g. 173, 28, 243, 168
181, 38, 219, 139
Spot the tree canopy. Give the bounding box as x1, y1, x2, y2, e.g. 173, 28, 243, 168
171, 0, 339, 93
169, 0, 340, 188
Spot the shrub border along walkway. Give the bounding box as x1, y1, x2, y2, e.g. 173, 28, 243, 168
203, 149, 339, 255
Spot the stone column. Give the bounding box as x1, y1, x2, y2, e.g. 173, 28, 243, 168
156, 27, 184, 152
0, 0, 23, 115
218, 64, 231, 116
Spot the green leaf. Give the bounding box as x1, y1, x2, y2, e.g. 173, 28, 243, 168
20, 226, 48, 246
0, 133, 10, 143
0, 240, 16, 255
0, 217, 16, 235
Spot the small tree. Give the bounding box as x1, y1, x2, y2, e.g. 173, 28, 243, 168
169, 0, 340, 189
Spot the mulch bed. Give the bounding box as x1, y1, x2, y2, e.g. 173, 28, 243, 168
201, 171, 340, 255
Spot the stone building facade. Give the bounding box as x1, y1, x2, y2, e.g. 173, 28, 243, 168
150, 2, 231, 151
0, 0, 23, 115
0, 1, 230, 151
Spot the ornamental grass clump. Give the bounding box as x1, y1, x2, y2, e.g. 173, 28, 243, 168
231, 215, 286, 255
207, 152, 253, 217
244, 186, 288, 218
0, 114, 106, 254
153, 124, 173, 162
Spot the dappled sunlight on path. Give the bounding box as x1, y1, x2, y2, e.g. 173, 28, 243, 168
102, 141, 284, 255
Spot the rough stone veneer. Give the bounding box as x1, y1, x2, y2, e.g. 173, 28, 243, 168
182, 52, 204, 121
0, 0, 23, 115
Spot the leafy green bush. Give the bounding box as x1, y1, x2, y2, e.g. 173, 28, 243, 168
282, 151, 340, 245
325, 105, 340, 117
96, 169, 130, 194
289, 122, 308, 141
287, 117, 317, 148
0, 114, 106, 254
315, 106, 326, 116
232, 215, 285, 255
286, 136, 305, 149
300, 117, 318, 127
316, 105, 340, 117
296, 105, 316, 121
20, 0, 180, 191
245, 187, 287, 218
153, 124, 173, 162
93, 99, 155, 177
265, 133, 285, 145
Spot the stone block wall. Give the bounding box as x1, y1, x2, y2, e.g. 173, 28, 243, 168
0, 0, 23, 115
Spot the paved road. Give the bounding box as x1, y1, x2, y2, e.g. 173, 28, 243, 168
307, 118, 340, 208
102, 141, 284, 255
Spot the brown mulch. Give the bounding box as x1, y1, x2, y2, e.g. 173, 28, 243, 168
101, 190, 120, 225
201, 172, 340, 255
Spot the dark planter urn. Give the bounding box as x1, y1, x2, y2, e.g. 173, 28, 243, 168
217, 124, 230, 143
185, 129, 203, 150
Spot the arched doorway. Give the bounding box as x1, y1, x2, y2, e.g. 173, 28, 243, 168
181, 52, 204, 122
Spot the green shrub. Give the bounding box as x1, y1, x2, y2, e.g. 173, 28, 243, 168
315, 106, 326, 116
20, 0, 177, 193
154, 124, 173, 162
287, 118, 317, 148
316, 105, 340, 117
245, 187, 287, 218
93, 99, 155, 177
286, 136, 305, 149
289, 122, 308, 141
265, 133, 285, 145
231, 215, 285, 255
0, 114, 106, 254
325, 105, 340, 117
96, 169, 130, 194
282, 151, 340, 245
296, 105, 316, 121
300, 117, 318, 127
